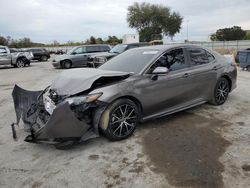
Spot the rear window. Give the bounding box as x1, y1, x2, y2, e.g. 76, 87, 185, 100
100, 46, 110, 52
87, 46, 100, 53
187, 48, 209, 65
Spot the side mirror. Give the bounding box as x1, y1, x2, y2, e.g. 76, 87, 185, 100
71, 52, 77, 55
152, 66, 169, 74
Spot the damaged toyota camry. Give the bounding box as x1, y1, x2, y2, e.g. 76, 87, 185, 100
12, 45, 237, 149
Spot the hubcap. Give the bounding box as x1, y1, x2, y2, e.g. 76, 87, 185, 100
110, 104, 137, 137
17, 60, 24, 67
216, 80, 229, 104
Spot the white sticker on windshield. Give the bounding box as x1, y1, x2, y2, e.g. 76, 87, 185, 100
143, 51, 158, 54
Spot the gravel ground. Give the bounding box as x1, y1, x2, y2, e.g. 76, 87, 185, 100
0, 61, 249, 188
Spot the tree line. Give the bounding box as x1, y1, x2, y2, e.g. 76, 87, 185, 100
210, 26, 250, 41
0, 35, 123, 48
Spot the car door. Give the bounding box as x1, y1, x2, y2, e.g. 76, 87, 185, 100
185, 47, 218, 101
139, 48, 196, 118
70, 46, 87, 66
0, 47, 11, 65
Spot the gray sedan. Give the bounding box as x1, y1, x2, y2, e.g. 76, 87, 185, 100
12, 45, 237, 148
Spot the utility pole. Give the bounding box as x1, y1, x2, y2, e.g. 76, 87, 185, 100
186, 20, 189, 42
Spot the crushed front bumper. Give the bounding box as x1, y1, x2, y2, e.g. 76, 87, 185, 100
11, 85, 104, 145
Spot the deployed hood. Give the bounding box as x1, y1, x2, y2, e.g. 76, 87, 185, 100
50, 68, 129, 95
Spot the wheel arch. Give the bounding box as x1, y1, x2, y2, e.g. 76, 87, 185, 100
111, 95, 143, 116
221, 74, 232, 92
60, 59, 72, 67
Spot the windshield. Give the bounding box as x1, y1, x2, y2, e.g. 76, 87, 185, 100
110, 44, 128, 54
66, 47, 78, 55
99, 48, 159, 74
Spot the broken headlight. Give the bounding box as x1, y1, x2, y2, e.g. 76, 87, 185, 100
65, 93, 103, 106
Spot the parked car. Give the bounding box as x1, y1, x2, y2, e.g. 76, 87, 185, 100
52, 44, 111, 69
12, 45, 237, 148
26, 48, 50, 62
87, 42, 149, 67
0, 46, 33, 68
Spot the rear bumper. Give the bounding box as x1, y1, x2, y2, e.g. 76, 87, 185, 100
11, 85, 104, 144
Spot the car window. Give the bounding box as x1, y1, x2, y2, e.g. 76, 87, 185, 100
127, 45, 138, 49
99, 48, 159, 74
0, 48, 7, 54
188, 48, 209, 65
73, 47, 86, 54
206, 51, 215, 62
148, 48, 188, 73
86, 46, 100, 53
100, 46, 110, 52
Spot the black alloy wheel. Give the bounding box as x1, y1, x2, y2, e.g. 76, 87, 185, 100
101, 99, 139, 141
213, 78, 230, 105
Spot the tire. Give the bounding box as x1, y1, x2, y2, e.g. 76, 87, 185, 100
210, 77, 230, 105
41, 56, 48, 62
16, 58, 25, 68
62, 60, 72, 69
100, 99, 139, 141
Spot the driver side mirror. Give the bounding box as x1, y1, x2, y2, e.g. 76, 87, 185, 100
71, 52, 77, 55
152, 66, 169, 74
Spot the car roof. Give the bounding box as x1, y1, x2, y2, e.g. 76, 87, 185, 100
131, 44, 209, 52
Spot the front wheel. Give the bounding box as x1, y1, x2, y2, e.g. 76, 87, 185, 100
210, 77, 230, 105
16, 59, 25, 68
62, 60, 72, 69
41, 56, 48, 62
100, 99, 139, 141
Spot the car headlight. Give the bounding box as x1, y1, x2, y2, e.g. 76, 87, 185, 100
65, 93, 103, 105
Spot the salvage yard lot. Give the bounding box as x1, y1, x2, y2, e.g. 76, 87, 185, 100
0, 61, 250, 188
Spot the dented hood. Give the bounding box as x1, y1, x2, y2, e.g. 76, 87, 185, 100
50, 68, 129, 95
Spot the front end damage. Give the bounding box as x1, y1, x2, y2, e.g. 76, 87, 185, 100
11, 85, 107, 146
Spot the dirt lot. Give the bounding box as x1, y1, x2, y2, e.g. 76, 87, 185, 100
0, 61, 250, 188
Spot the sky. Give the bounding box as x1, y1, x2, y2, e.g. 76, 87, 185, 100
0, 0, 250, 43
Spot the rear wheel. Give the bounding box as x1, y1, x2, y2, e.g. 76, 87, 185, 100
210, 77, 230, 105
62, 60, 72, 69
16, 59, 25, 68
41, 56, 48, 62
100, 99, 139, 141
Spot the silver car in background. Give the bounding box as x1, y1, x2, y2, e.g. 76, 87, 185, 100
52, 44, 111, 69
0, 46, 33, 68
12, 45, 237, 148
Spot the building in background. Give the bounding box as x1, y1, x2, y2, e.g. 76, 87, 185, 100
122, 34, 139, 44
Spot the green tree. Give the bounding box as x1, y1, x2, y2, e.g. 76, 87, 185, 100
244, 32, 250, 40
90, 36, 96, 44
210, 26, 246, 41
127, 2, 183, 42
0, 35, 8, 45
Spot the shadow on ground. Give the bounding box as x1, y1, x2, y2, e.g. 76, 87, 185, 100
140, 111, 231, 188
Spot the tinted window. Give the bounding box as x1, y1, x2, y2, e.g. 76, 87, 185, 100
188, 48, 209, 65
99, 48, 159, 73
0, 48, 7, 54
148, 48, 187, 73
87, 46, 100, 53
127, 45, 138, 49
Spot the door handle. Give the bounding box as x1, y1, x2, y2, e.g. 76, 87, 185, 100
212, 66, 218, 70
182, 73, 189, 78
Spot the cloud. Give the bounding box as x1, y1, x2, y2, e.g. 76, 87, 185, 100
0, 0, 249, 43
